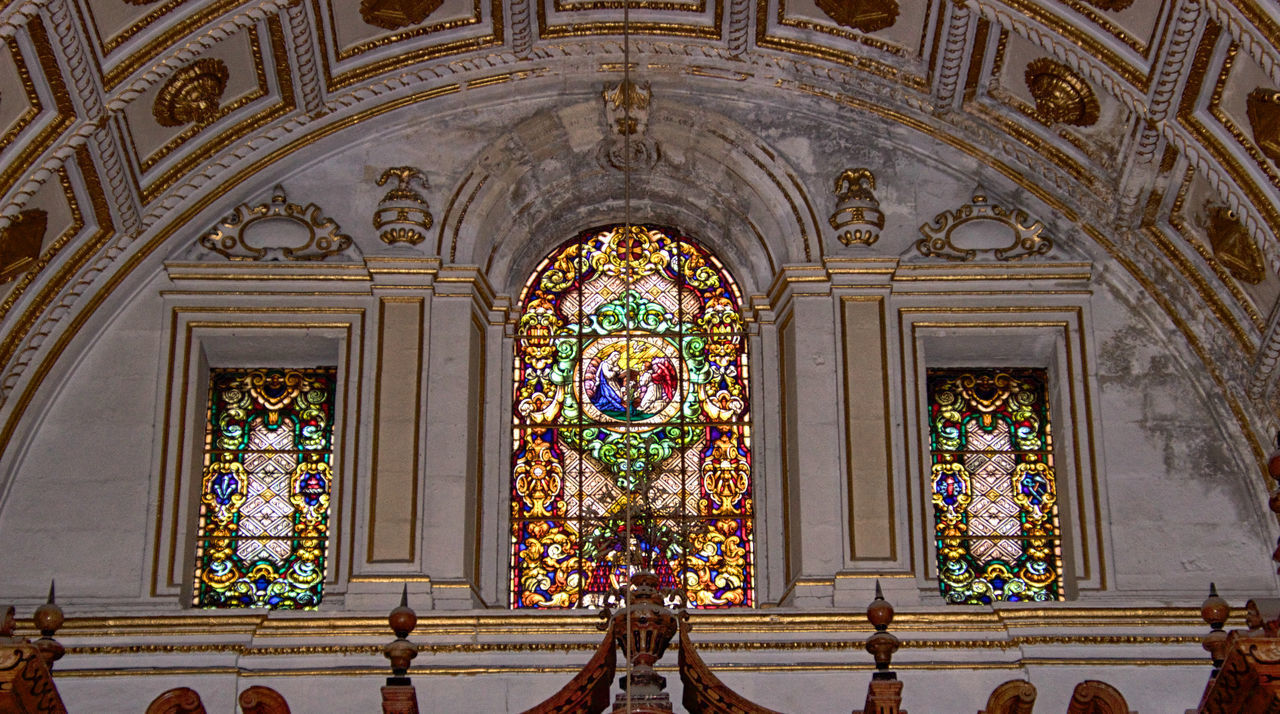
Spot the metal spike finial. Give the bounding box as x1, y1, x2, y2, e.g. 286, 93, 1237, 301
874, 579, 883, 600
46, 580, 55, 604
399, 583, 408, 608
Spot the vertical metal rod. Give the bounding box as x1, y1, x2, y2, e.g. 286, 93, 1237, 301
621, 1, 635, 711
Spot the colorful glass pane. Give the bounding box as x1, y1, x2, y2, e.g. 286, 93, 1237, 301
511, 225, 754, 608
927, 368, 1064, 604
193, 367, 336, 609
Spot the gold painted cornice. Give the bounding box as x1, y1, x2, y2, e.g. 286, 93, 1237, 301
11, 606, 1241, 641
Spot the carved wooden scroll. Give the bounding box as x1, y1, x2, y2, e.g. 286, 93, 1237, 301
145, 687, 207, 714
0, 643, 66, 714
1197, 632, 1280, 713
678, 619, 783, 714
520, 619, 616, 714
980, 680, 1037, 714
239, 686, 291, 714
1066, 680, 1132, 714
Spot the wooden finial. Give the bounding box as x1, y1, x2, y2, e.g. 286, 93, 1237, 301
384, 585, 419, 681
864, 580, 900, 678
1202, 583, 1231, 672
33, 579, 64, 670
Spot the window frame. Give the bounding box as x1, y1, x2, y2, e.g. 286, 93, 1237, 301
899, 306, 1108, 599
149, 307, 364, 607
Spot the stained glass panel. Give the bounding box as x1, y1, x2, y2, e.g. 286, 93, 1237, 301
927, 368, 1064, 604
511, 224, 754, 608
193, 367, 336, 609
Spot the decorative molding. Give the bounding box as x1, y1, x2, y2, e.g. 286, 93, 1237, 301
1205, 203, 1266, 285
282, 0, 325, 116
360, 0, 444, 31
45, 0, 105, 121
726, 0, 751, 55
373, 167, 433, 246
1246, 88, 1280, 167
1134, 0, 1202, 161
510, 0, 534, 59
917, 189, 1053, 262
931, 0, 975, 113
829, 168, 883, 246
814, 0, 899, 34
198, 185, 355, 261
1024, 57, 1100, 127
152, 58, 229, 127
90, 122, 142, 238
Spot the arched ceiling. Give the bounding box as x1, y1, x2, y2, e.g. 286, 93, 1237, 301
0, 0, 1277, 461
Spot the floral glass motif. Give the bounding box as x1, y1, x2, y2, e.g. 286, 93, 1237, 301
193, 368, 336, 609
927, 369, 1064, 604
512, 224, 754, 608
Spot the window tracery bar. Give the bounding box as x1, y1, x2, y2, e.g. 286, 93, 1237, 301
193, 367, 336, 609
927, 368, 1064, 604
512, 225, 754, 608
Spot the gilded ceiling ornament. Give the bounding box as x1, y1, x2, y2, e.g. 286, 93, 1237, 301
829, 168, 883, 246
152, 58, 230, 128
199, 185, 355, 261
360, 0, 444, 30
373, 167, 433, 246
815, 0, 900, 33
1205, 204, 1266, 284
1246, 88, 1280, 167
600, 79, 658, 171
0, 209, 48, 283
916, 189, 1053, 262
1023, 58, 1100, 127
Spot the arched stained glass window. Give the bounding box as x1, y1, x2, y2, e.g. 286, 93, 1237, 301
927, 368, 1064, 604
193, 367, 336, 609
511, 225, 754, 608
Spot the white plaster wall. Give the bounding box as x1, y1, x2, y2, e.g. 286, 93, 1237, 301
0, 275, 166, 602
1090, 277, 1278, 597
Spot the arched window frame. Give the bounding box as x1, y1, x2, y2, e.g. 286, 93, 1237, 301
509, 224, 757, 609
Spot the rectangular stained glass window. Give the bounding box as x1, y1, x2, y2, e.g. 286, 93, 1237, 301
927, 368, 1064, 604
193, 367, 336, 609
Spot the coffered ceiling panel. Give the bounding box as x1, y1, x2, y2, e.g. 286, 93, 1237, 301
119, 17, 294, 200
997, 0, 1157, 86
1045, 0, 1168, 73
76, 0, 249, 90
0, 148, 96, 321
983, 29, 1131, 175
755, 0, 936, 87
1171, 167, 1277, 331
536, 0, 722, 39
313, 0, 504, 90
1179, 21, 1280, 249
0, 22, 74, 205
